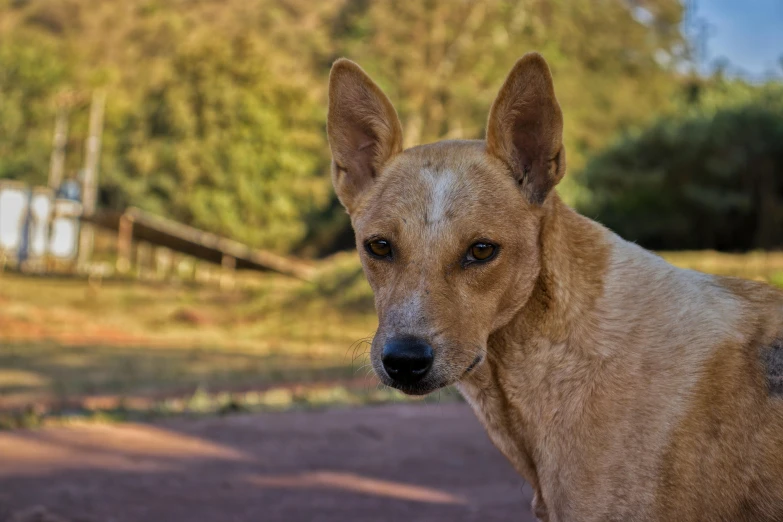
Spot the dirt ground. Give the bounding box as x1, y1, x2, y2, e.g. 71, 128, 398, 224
0, 403, 534, 522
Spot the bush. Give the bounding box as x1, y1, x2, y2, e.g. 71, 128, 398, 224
579, 98, 783, 251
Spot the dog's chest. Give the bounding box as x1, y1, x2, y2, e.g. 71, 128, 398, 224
457, 374, 565, 522
457, 342, 663, 522
456, 380, 529, 474
456, 349, 589, 521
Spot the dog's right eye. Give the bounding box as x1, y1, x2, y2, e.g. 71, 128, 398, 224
366, 239, 392, 259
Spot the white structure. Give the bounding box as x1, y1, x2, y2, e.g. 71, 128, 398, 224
0, 181, 81, 264
50, 199, 81, 260
0, 182, 28, 255
29, 189, 53, 258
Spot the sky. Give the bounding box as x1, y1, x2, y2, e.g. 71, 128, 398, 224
691, 0, 783, 79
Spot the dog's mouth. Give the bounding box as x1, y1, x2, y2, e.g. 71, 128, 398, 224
376, 352, 485, 396
463, 353, 483, 376
385, 381, 436, 396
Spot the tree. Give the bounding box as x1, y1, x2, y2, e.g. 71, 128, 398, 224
1, 0, 334, 252
107, 36, 329, 251
0, 0, 708, 256
579, 90, 783, 251
0, 31, 68, 184
330, 0, 688, 202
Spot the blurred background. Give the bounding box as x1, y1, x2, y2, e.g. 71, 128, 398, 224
0, 1, 781, 521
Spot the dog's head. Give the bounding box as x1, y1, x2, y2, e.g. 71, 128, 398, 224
327, 53, 565, 395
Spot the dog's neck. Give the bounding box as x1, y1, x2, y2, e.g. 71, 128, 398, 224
515, 194, 611, 343
458, 193, 613, 496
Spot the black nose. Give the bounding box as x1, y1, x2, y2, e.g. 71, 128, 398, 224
381, 337, 434, 384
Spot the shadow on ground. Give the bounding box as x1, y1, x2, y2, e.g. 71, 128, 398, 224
0, 403, 533, 522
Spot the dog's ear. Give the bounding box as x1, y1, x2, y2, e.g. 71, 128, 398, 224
486, 53, 565, 205
327, 59, 403, 213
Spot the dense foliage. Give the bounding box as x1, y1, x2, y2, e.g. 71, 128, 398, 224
580, 83, 783, 251
0, 0, 780, 254
1, 0, 336, 252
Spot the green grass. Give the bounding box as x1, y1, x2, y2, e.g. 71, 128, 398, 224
0, 383, 448, 430
0, 250, 781, 428
0, 253, 386, 425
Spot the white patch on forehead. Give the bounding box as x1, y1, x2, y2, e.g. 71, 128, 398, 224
424, 168, 457, 226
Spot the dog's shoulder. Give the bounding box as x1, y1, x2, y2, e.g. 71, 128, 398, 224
598, 233, 783, 397
712, 274, 783, 395
597, 234, 739, 344
604, 232, 783, 328
643, 261, 783, 520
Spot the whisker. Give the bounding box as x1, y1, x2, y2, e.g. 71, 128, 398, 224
347, 336, 373, 361
354, 361, 374, 376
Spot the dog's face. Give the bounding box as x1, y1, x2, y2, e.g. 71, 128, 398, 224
327, 53, 565, 395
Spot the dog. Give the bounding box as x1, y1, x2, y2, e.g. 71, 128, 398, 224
326, 52, 783, 521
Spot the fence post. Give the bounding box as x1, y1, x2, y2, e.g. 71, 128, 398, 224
117, 213, 134, 274
220, 254, 236, 290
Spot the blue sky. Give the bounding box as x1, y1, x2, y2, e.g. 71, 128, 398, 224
691, 0, 783, 79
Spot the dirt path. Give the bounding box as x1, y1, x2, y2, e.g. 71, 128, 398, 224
0, 403, 534, 522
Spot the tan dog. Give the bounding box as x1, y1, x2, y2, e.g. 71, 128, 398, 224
326, 53, 783, 521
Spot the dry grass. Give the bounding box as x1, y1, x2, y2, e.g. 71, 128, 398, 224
660, 250, 783, 285
0, 253, 386, 425
0, 250, 781, 427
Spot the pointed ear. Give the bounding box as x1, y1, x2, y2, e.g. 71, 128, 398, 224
327, 59, 403, 213
486, 53, 565, 205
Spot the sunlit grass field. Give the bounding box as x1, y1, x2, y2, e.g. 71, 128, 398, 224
0, 250, 781, 427
0, 252, 386, 426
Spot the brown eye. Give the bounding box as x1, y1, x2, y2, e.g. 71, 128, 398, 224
366, 239, 392, 259
467, 242, 497, 263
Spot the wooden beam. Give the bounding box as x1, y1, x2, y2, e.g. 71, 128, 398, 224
85, 208, 315, 280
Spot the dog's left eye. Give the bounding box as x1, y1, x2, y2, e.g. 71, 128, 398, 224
366, 239, 392, 259
465, 242, 497, 264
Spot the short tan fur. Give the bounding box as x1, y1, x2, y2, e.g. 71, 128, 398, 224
327, 53, 783, 521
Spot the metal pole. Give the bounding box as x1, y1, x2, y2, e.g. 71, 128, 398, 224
45, 102, 70, 271
77, 90, 106, 271
48, 105, 68, 192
